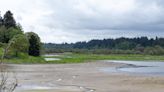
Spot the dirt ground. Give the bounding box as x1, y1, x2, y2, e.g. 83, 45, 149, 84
8, 61, 164, 92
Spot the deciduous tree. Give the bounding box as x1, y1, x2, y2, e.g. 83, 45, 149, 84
10, 34, 29, 57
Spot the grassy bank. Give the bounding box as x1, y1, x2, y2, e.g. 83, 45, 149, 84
3, 56, 45, 64
1, 52, 164, 64
2, 56, 45, 64
0, 47, 46, 64
44, 53, 164, 64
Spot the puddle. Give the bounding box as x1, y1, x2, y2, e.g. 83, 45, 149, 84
15, 84, 95, 92
44, 54, 60, 57
102, 60, 164, 76
17, 85, 52, 90
44, 58, 61, 61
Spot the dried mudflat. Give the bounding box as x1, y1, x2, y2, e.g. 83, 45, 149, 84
8, 61, 164, 92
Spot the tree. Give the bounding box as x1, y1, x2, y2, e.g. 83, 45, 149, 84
26, 32, 41, 56
0, 12, 3, 26
0, 26, 22, 43
0, 11, 22, 43
7, 27, 23, 41
0, 26, 5, 43
0, 26, 8, 43
0, 41, 17, 92
10, 34, 29, 57
3, 11, 16, 28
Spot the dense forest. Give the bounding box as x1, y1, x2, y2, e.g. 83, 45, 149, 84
44, 37, 164, 55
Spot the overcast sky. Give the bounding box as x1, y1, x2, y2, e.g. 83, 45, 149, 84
0, 0, 164, 43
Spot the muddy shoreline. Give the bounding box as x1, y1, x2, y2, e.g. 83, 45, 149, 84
7, 61, 164, 92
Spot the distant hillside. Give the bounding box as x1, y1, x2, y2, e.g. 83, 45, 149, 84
44, 37, 164, 55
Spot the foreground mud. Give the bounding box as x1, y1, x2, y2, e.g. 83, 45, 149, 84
7, 61, 164, 92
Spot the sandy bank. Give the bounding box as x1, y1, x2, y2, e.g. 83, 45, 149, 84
8, 61, 164, 92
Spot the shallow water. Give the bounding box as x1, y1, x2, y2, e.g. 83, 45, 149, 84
44, 54, 60, 57
15, 84, 94, 92
44, 58, 61, 61
104, 60, 164, 76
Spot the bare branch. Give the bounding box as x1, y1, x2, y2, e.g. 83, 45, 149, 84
0, 67, 18, 92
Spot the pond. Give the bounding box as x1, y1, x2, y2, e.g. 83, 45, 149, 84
103, 60, 164, 76
44, 58, 61, 61
44, 54, 60, 57
44, 54, 61, 61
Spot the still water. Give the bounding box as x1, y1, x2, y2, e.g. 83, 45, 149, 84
105, 60, 164, 76
44, 58, 61, 61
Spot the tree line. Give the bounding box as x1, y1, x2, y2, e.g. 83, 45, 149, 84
0, 10, 41, 57
44, 37, 164, 55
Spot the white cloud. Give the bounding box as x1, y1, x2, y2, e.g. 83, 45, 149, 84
0, 0, 164, 43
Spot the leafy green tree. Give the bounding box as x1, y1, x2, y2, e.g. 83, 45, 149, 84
115, 41, 134, 50
0, 26, 23, 43
153, 45, 164, 55
3, 10, 16, 28
0, 11, 23, 43
10, 34, 29, 57
26, 32, 41, 56
7, 27, 23, 41
144, 47, 154, 55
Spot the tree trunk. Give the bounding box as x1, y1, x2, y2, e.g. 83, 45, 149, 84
0, 48, 7, 64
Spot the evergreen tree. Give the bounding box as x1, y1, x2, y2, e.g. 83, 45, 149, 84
0, 26, 9, 43
26, 32, 41, 56
0, 12, 3, 26
3, 10, 16, 28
